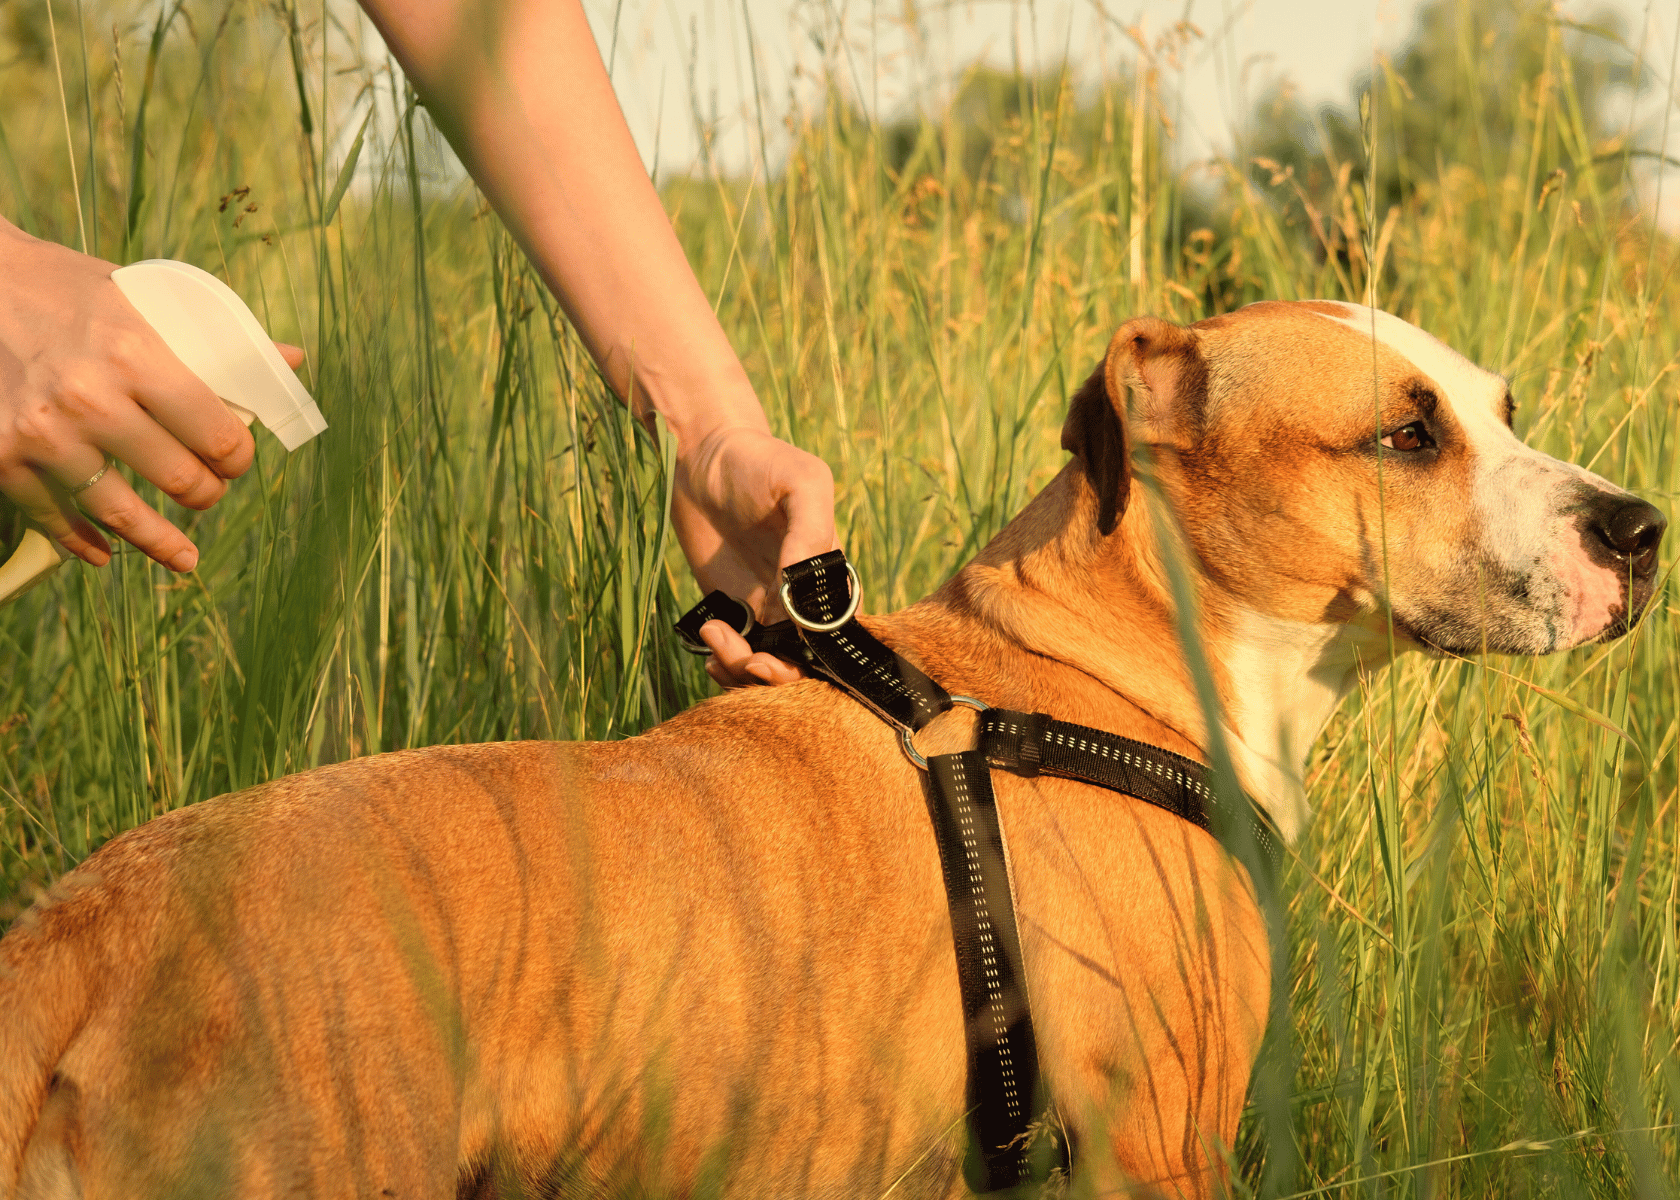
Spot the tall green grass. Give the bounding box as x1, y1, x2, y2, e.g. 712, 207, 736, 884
2, 0, 1676, 1194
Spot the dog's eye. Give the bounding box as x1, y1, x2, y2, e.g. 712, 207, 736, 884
1381, 422, 1435, 452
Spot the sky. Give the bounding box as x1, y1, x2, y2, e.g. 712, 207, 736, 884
573, 0, 1680, 227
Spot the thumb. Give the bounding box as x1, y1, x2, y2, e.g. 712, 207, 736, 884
777, 468, 839, 569
274, 342, 306, 370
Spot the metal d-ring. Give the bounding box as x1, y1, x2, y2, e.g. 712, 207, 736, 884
780, 563, 861, 633
899, 695, 991, 770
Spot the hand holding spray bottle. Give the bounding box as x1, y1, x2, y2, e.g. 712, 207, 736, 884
0, 260, 326, 604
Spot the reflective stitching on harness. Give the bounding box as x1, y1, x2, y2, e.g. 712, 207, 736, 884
990, 715, 1281, 880
828, 630, 923, 706
1048, 726, 1209, 789
990, 715, 1212, 803
947, 755, 1024, 1124
1041, 728, 1212, 800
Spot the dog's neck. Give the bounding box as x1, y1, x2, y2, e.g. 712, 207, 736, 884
877, 464, 1396, 842
1214, 605, 1392, 840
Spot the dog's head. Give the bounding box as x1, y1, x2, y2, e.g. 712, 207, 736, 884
1063, 301, 1666, 654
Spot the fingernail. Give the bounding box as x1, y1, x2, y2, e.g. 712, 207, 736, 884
169, 548, 198, 572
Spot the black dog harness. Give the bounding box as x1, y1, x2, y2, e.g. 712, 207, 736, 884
674, 551, 1282, 1193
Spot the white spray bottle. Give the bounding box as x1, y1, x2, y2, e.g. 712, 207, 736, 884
0, 260, 326, 605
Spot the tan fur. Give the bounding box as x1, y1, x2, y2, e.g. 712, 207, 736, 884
1, 302, 1658, 1198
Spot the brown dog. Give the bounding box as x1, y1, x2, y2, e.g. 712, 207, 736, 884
1, 302, 1664, 1198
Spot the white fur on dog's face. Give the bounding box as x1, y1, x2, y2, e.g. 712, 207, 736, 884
1317, 303, 1642, 654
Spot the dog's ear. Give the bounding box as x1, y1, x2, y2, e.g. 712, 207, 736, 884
1061, 316, 1206, 536
1061, 364, 1128, 535
1104, 315, 1207, 445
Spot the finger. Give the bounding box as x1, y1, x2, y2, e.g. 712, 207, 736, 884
743, 652, 806, 686
129, 364, 256, 482
776, 460, 839, 569
705, 656, 744, 689
759, 461, 839, 625
699, 620, 807, 688
707, 650, 806, 688
701, 620, 759, 687
62, 465, 200, 572
0, 464, 110, 565
274, 342, 305, 370
107, 291, 254, 479
100, 404, 230, 511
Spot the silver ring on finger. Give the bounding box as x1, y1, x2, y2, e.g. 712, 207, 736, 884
67, 454, 115, 496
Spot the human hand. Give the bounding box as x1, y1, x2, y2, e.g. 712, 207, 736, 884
671, 423, 839, 688
0, 220, 303, 572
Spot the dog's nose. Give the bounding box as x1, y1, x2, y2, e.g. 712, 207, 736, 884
1594, 498, 1666, 579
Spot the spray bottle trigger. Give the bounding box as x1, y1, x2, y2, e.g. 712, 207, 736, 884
111, 260, 326, 449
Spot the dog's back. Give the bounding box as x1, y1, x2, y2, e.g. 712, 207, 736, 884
2, 670, 1265, 1197
0, 686, 985, 1198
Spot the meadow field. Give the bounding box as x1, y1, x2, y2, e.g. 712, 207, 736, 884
1, 0, 1677, 1193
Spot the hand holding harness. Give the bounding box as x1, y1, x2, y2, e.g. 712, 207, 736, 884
675, 551, 1283, 1194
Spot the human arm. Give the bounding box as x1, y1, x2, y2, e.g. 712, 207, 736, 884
358, 0, 836, 684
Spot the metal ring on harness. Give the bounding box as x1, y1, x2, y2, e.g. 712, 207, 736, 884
780, 563, 861, 632
899, 695, 991, 770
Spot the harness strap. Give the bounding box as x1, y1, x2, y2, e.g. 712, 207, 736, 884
980, 710, 1211, 829
779, 552, 950, 731
672, 589, 756, 651
925, 749, 1055, 1192
981, 709, 1283, 888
